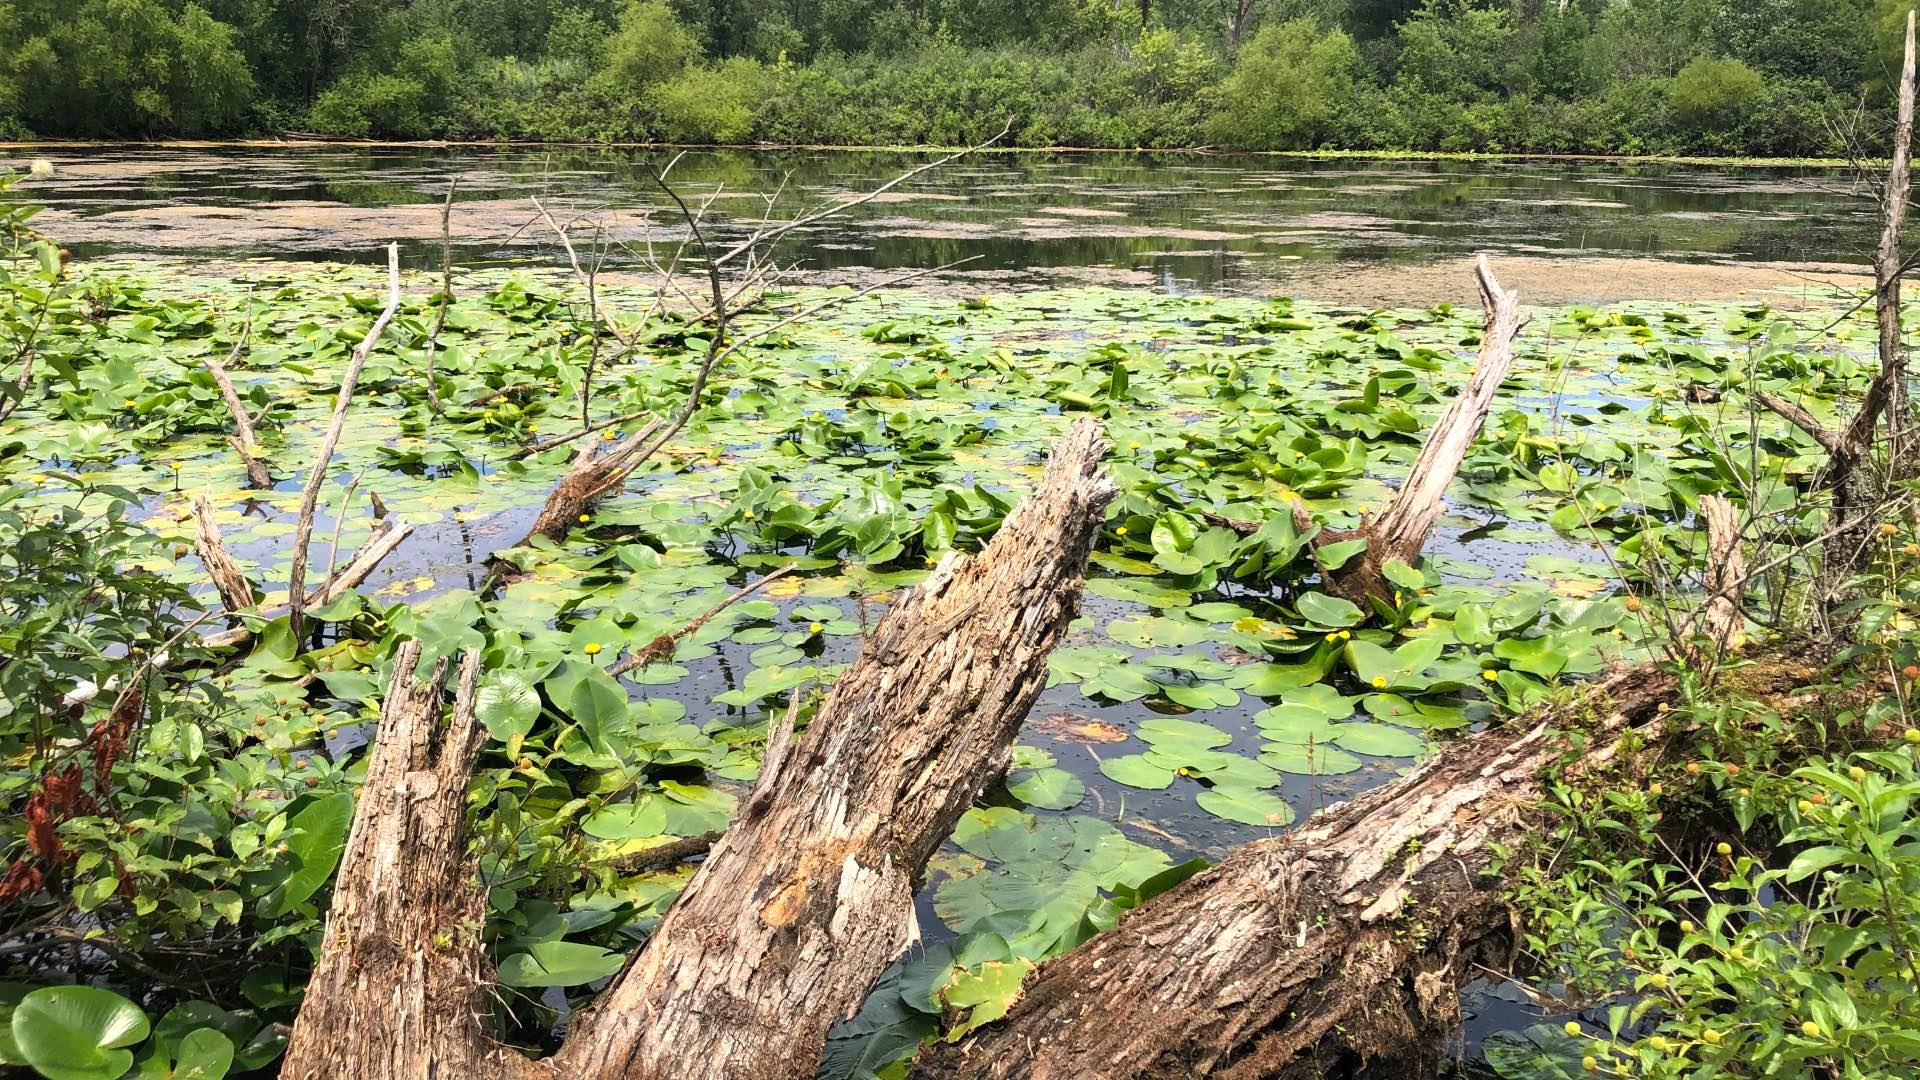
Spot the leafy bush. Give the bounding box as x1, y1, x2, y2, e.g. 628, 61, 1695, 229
1, 0, 253, 136
1668, 56, 1766, 146
1208, 21, 1360, 149
652, 60, 763, 143
602, 0, 703, 91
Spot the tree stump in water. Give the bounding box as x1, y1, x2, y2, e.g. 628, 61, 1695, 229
282, 418, 1116, 1079
914, 666, 1678, 1080
1315, 255, 1528, 610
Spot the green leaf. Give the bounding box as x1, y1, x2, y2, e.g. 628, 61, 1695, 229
261, 792, 354, 917
1260, 742, 1364, 775
1327, 723, 1426, 758
1008, 768, 1085, 811
12, 986, 149, 1080
1195, 787, 1296, 827
1784, 845, 1857, 882
476, 670, 540, 745
942, 959, 1035, 1041
497, 941, 628, 988
582, 796, 669, 840
1098, 753, 1176, 790
137, 1027, 234, 1079
1314, 539, 1370, 571
1296, 591, 1363, 628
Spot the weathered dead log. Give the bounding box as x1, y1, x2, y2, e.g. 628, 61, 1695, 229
1312, 255, 1528, 609
203, 331, 273, 489
189, 494, 255, 622
1693, 494, 1746, 656
506, 420, 664, 550
283, 418, 1117, 1079
915, 665, 1678, 1080
280, 644, 532, 1078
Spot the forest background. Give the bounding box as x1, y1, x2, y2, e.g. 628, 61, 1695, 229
2, 0, 1912, 156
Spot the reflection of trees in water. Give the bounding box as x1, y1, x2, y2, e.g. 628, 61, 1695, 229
34, 148, 1879, 279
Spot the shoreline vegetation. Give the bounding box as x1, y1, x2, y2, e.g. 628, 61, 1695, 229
2, 0, 1909, 158
0, 139, 1879, 170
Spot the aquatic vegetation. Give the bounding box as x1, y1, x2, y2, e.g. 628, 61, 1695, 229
0, 250, 1888, 1074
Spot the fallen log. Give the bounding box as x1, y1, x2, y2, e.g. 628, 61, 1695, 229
915, 664, 1678, 1080
1312, 255, 1528, 609
282, 418, 1117, 1079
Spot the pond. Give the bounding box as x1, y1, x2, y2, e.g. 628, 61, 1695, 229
0, 149, 1872, 1077
2, 145, 1883, 299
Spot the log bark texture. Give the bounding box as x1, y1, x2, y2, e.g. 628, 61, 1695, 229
915, 665, 1678, 1080
189, 494, 255, 621
283, 418, 1117, 1079
281, 644, 534, 1079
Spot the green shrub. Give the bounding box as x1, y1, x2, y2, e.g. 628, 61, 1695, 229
652, 59, 763, 143
1668, 56, 1765, 142
1208, 20, 1360, 149
602, 0, 703, 91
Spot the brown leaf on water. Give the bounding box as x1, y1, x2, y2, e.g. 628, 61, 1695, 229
1034, 713, 1128, 744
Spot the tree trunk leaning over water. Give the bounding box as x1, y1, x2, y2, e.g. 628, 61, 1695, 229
1314, 254, 1529, 609
282, 418, 1117, 1080
915, 665, 1678, 1080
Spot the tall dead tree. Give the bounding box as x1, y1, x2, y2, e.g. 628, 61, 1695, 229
1756, 9, 1917, 618
281, 420, 1116, 1079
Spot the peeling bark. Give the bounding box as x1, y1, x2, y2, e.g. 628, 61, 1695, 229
283, 419, 1117, 1079
915, 666, 1678, 1080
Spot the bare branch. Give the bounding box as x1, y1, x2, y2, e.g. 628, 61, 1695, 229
286, 242, 401, 643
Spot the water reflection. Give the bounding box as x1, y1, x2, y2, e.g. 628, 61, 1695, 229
3, 146, 1879, 290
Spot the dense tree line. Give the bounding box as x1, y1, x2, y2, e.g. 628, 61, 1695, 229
0, 0, 1908, 154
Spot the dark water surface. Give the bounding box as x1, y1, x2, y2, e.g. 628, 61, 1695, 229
2, 145, 1882, 291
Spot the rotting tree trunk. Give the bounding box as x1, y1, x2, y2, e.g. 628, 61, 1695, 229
282, 418, 1117, 1080
914, 666, 1678, 1080
1690, 493, 1746, 661
280, 644, 533, 1078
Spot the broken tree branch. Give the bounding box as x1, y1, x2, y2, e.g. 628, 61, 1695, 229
190, 494, 255, 622
202, 522, 414, 651
423, 180, 456, 418
204, 311, 273, 488
608, 562, 799, 676
1309, 255, 1528, 609
286, 242, 401, 643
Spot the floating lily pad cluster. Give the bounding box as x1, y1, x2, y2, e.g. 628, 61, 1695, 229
0, 255, 1883, 1068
